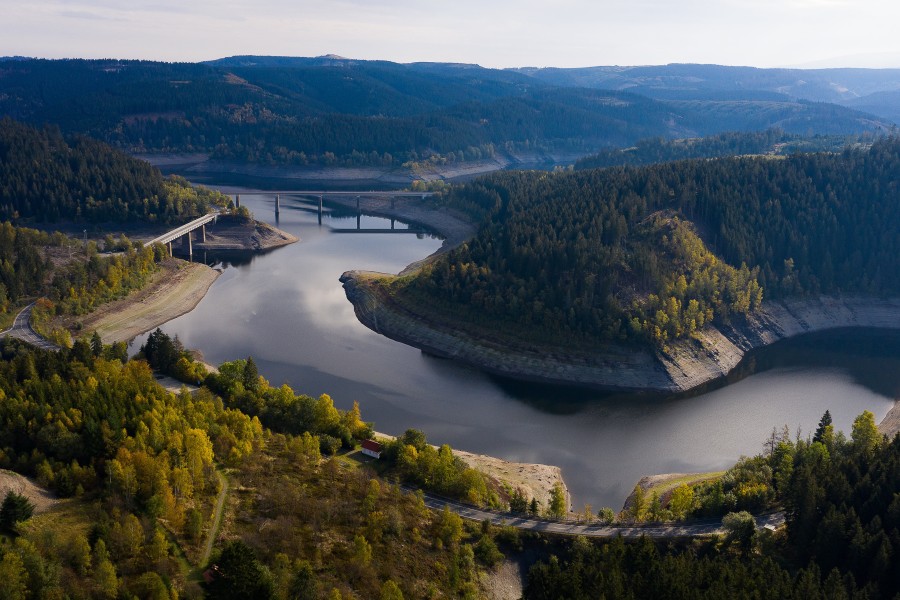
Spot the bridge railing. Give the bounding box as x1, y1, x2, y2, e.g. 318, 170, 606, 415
146, 212, 219, 247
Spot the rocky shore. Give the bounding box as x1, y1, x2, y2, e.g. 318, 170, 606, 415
658, 296, 900, 393
373, 431, 569, 511
343, 273, 900, 394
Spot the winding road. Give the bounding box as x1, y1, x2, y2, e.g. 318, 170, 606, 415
411, 486, 785, 538
1, 303, 59, 351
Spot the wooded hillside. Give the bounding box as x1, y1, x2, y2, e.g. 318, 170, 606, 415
0, 118, 226, 223
398, 139, 900, 345
0, 59, 888, 168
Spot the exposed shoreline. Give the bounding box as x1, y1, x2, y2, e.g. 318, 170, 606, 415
192, 218, 298, 251
65, 218, 297, 344
138, 150, 579, 187
65, 259, 221, 344
338, 199, 900, 403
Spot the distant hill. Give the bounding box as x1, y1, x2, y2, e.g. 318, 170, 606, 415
509, 63, 900, 102
0, 58, 892, 169
843, 90, 900, 125
509, 63, 900, 123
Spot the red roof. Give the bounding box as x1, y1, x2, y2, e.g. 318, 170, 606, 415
362, 439, 383, 452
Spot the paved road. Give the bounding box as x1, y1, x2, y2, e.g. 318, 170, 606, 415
1, 303, 59, 351
413, 487, 785, 538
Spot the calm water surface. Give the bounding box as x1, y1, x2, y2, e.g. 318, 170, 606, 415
135, 191, 900, 509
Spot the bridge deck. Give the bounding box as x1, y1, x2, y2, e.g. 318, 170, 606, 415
147, 213, 219, 247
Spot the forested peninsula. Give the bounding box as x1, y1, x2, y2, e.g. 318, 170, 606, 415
343, 138, 900, 392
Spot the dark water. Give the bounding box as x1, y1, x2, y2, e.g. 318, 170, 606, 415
134, 191, 899, 510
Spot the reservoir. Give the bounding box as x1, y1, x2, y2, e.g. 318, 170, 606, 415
135, 191, 900, 510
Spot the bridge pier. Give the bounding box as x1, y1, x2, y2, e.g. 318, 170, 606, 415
200, 224, 206, 243
235, 194, 240, 209
167, 242, 172, 256
275, 194, 280, 217
182, 231, 192, 258
318, 195, 323, 225
391, 218, 395, 230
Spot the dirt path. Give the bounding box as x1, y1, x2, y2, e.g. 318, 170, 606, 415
70, 259, 219, 344
201, 469, 229, 567
0, 469, 56, 514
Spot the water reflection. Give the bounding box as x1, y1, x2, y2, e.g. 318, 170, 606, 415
137, 189, 900, 509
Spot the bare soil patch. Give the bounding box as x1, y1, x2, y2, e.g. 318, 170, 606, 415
0, 469, 56, 514
479, 559, 524, 600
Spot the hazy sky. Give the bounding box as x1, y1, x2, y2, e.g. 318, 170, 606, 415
3, 0, 900, 69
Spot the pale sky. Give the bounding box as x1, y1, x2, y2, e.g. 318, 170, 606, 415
3, 0, 900, 69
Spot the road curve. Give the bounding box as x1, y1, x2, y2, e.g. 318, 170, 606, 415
411, 487, 785, 538
1, 303, 59, 351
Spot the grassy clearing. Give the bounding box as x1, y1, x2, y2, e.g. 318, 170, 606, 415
17, 496, 94, 542
645, 472, 726, 501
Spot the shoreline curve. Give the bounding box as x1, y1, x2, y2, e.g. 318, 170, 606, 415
338, 198, 900, 401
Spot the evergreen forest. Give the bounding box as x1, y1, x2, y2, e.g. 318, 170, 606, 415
395, 138, 900, 345
0, 118, 228, 223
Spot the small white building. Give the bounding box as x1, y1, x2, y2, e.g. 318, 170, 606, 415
361, 439, 383, 459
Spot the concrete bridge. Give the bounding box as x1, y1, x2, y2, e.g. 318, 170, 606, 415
234, 190, 435, 227
147, 212, 219, 257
